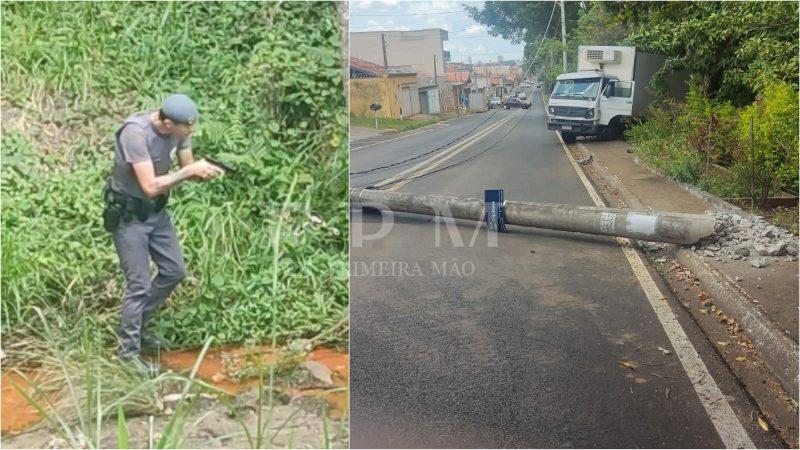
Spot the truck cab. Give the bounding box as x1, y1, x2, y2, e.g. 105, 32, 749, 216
547, 71, 634, 142
547, 46, 645, 143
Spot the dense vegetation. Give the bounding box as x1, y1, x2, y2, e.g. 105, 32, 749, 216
468, 1, 799, 205
2, 2, 348, 348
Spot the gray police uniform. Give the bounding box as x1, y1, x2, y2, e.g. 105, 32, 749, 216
111, 111, 191, 357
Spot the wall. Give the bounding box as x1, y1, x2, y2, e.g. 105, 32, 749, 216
469, 92, 487, 112
351, 29, 447, 77
350, 74, 420, 119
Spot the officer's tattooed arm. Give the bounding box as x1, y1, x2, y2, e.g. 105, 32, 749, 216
132, 159, 222, 198
177, 148, 195, 167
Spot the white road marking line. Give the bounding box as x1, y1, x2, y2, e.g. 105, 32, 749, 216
376, 111, 520, 190
575, 142, 655, 212
350, 122, 447, 150
555, 130, 755, 449
386, 111, 521, 191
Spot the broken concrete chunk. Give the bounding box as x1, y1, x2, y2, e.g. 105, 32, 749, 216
764, 242, 788, 256
733, 246, 750, 257
749, 257, 769, 268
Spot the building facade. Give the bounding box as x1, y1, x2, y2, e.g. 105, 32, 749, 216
350, 29, 449, 78
350, 57, 420, 119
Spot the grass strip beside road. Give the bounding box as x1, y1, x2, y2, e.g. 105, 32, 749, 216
350, 115, 442, 133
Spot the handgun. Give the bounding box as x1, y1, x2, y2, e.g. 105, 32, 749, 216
204, 156, 237, 173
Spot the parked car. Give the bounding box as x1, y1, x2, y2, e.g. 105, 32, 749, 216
488, 97, 502, 109
503, 98, 531, 109
517, 92, 527, 99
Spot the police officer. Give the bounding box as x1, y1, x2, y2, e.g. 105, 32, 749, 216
104, 94, 223, 369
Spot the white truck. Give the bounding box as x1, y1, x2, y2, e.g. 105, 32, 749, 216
546, 45, 687, 143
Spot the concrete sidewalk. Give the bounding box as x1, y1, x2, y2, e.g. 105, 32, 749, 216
350, 125, 387, 143
568, 137, 799, 445
574, 139, 798, 341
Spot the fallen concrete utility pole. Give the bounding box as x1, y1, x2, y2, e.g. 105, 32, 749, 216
350, 188, 716, 245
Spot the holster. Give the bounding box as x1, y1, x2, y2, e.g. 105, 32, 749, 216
102, 183, 168, 232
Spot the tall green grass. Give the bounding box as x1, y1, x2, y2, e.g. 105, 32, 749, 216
1, 2, 348, 347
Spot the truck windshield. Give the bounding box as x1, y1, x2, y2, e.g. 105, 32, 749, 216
551, 77, 601, 100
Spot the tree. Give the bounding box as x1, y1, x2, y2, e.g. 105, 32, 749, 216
465, 1, 585, 56
574, 2, 631, 46
604, 1, 799, 104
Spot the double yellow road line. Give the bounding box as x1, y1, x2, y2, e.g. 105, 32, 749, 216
376, 110, 523, 191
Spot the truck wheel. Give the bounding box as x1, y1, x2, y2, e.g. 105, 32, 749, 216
561, 131, 577, 143
604, 118, 624, 140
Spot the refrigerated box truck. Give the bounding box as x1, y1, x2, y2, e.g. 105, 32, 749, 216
546, 46, 687, 143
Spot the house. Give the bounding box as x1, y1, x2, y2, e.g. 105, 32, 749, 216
351, 29, 458, 114
446, 71, 472, 110
350, 57, 420, 119
415, 76, 442, 114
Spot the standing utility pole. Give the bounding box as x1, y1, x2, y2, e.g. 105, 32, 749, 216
381, 33, 388, 71
433, 54, 438, 83
560, 0, 567, 72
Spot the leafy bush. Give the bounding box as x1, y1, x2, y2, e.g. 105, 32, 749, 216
734, 81, 799, 202
1, 2, 347, 347
627, 81, 798, 204
626, 100, 703, 184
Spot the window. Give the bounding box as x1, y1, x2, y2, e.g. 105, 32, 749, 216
605, 81, 632, 98
551, 77, 602, 101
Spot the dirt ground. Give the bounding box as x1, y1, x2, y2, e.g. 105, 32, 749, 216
2, 388, 347, 449
1, 346, 349, 449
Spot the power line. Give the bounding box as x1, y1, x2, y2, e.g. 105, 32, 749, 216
351, 27, 481, 34
521, 1, 558, 74
351, 11, 464, 17
448, 52, 524, 57
350, 111, 505, 176
446, 35, 498, 39
371, 110, 526, 190
350, 3, 556, 178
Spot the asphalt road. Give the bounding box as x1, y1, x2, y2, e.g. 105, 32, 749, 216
349, 90, 781, 448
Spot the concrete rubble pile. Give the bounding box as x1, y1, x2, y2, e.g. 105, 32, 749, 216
691, 211, 799, 268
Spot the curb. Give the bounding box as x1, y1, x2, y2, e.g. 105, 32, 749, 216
573, 142, 799, 402
675, 249, 799, 400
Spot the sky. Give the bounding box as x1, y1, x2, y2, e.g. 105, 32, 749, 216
349, 0, 526, 65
